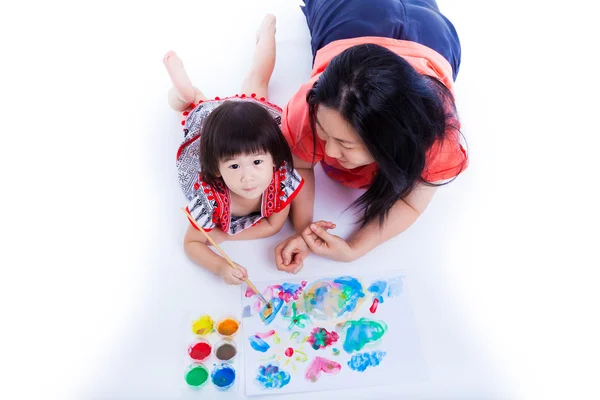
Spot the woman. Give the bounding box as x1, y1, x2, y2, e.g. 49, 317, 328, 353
275, 0, 468, 272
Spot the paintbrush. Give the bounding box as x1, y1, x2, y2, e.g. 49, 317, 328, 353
181, 208, 273, 316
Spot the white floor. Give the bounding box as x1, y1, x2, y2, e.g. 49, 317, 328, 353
2, 1, 599, 399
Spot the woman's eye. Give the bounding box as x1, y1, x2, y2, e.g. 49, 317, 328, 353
253, 160, 263, 165
229, 164, 240, 169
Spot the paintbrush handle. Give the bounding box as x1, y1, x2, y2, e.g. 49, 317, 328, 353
182, 208, 267, 301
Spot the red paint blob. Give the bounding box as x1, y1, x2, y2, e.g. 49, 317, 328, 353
285, 347, 294, 357
369, 298, 379, 313
188, 341, 212, 361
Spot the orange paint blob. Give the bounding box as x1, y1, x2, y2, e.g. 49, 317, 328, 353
216, 318, 239, 336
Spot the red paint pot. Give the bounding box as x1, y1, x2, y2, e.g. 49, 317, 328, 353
188, 339, 212, 362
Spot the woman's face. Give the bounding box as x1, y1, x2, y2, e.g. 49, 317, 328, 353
315, 106, 375, 169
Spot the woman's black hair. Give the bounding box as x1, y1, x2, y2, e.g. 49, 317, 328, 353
307, 44, 466, 228
199, 101, 294, 186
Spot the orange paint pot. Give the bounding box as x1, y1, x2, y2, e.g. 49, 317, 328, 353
215, 315, 240, 337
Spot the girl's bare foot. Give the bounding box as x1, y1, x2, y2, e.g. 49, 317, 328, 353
256, 14, 276, 45
163, 51, 195, 104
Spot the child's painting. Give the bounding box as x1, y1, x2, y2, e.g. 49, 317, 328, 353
241, 270, 427, 396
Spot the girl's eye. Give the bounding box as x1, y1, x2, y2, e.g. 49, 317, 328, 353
253, 160, 263, 165
229, 164, 240, 170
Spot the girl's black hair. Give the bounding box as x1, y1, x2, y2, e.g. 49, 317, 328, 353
199, 101, 294, 186
307, 44, 466, 228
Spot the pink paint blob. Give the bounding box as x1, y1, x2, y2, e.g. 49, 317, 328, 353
305, 356, 341, 382
255, 330, 276, 339
285, 347, 294, 357
369, 298, 379, 313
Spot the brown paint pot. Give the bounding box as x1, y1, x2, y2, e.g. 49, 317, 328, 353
214, 338, 238, 362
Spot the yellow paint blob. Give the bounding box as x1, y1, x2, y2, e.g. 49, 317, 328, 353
191, 315, 214, 335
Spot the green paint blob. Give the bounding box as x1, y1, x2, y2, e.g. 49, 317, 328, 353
342, 318, 388, 353
185, 365, 209, 387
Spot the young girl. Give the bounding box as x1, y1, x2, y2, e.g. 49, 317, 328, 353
164, 15, 304, 284
275, 0, 468, 272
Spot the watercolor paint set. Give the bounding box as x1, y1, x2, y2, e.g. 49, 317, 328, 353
182, 270, 426, 396
183, 314, 242, 391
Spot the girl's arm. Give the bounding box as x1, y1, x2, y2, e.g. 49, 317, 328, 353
288, 157, 316, 234
183, 226, 248, 284
225, 205, 291, 241
183, 226, 228, 274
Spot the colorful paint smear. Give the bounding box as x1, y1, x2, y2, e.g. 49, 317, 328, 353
278, 281, 308, 302
283, 302, 310, 329
255, 330, 276, 338
342, 318, 388, 353
307, 327, 339, 350
188, 340, 211, 362
368, 280, 387, 313
260, 298, 283, 325
290, 331, 301, 341
185, 364, 209, 388
387, 277, 403, 297
249, 335, 271, 352
347, 350, 387, 372
256, 364, 291, 389
246, 282, 305, 320
216, 318, 239, 336
369, 298, 379, 313
332, 348, 340, 356
303, 276, 365, 320
211, 364, 236, 390
305, 356, 342, 382
242, 305, 253, 318
191, 315, 213, 335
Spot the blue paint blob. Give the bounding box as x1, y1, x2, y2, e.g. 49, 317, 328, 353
248, 335, 270, 352
387, 277, 403, 297
211, 364, 236, 390
347, 350, 387, 372
256, 364, 291, 389
333, 277, 365, 315
242, 305, 252, 318
261, 297, 283, 325
368, 280, 387, 304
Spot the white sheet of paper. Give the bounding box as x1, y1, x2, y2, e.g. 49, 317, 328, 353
241, 270, 427, 396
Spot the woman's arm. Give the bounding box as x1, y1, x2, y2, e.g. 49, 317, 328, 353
348, 183, 438, 259
302, 182, 438, 261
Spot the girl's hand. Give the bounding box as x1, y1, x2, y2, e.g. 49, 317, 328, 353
219, 262, 248, 285
275, 221, 337, 273
301, 221, 356, 262
274, 234, 309, 274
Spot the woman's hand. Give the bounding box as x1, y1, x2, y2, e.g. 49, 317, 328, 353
301, 221, 356, 262
274, 221, 338, 272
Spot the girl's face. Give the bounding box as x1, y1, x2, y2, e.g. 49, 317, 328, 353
315, 106, 374, 169
218, 151, 275, 200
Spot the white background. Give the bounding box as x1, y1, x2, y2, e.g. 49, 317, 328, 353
1, 0, 599, 399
